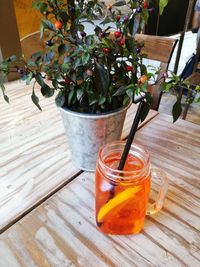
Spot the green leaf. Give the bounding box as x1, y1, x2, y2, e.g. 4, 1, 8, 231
94, 62, 110, 93
60, 11, 69, 23
100, 17, 112, 25
40, 3, 48, 13
172, 99, 182, 123
64, 57, 71, 64
32, 0, 41, 10
41, 84, 54, 97
94, 26, 102, 35
27, 60, 38, 68
126, 88, 133, 99
85, 35, 93, 46
113, 86, 126, 96
128, 16, 135, 35
44, 51, 55, 62
0, 61, 9, 72
35, 73, 45, 87
31, 89, 42, 111
145, 92, 153, 105
61, 63, 70, 72
188, 97, 194, 104
140, 64, 147, 75
165, 83, 173, 91
77, 24, 85, 32
195, 96, 200, 103
125, 37, 135, 52
81, 53, 90, 65
68, 90, 75, 105
112, 0, 126, 6
26, 73, 33, 85
9, 55, 17, 62
123, 95, 130, 106
89, 99, 98, 106
76, 89, 83, 101
52, 79, 59, 89
0, 82, 9, 103
195, 85, 200, 91
3, 94, 9, 103
31, 51, 43, 60
98, 96, 106, 105
40, 23, 45, 39
159, 0, 169, 15
41, 19, 56, 32
141, 8, 149, 24
74, 58, 82, 68
58, 81, 67, 86
55, 93, 65, 107
126, 84, 134, 90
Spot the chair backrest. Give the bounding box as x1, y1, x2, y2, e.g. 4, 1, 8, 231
20, 31, 45, 58
13, 0, 41, 39
193, 38, 200, 72
135, 34, 178, 110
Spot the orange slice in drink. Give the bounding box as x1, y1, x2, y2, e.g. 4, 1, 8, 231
97, 186, 142, 223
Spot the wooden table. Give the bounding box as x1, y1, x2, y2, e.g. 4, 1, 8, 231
0, 80, 157, 233
0, 94, 200, 266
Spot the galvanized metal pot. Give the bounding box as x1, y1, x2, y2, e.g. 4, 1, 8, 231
59, 103, 130, 171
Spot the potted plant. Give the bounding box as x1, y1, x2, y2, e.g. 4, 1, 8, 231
0, 0, 197, 171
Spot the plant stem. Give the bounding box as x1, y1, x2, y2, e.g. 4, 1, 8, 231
68, 0, 76, 39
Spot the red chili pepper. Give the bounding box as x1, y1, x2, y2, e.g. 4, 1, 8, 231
116, 15, 121, 22
119, 38, 125, 46
143, 1, 148, 9
114, 31, 122, 38
139, 75, 148, 83
126, 65, 133, 71
103, 48, 110, 53
54, 20, 62, 29
64, 77, 71, 84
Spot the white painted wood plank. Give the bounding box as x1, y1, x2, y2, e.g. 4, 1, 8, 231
0, 114, 199, 266
0, 81, 80, 232
0, 80, 157, 232
121, 104, 158, 140
1, 169, 199, 266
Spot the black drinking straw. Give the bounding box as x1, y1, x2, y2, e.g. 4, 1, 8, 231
118, 100, 146, 170
107, 100, 146, 202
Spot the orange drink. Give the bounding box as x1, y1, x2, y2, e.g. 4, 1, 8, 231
95, 141, 168, 235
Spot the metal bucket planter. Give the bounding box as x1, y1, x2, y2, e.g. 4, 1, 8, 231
60, 103, 130, 171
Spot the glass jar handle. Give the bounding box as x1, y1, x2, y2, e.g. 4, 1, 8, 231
146, 167, 168, 215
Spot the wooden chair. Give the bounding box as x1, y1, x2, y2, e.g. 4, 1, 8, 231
20, 31, 45, 58
134, 34, 178, 110
181, 40, 200, 120
13, 0, 41, 39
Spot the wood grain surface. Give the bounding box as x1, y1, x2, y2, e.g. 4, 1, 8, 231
0, 81, 80, 233
0, 113, 199, 266
13, 0, 41, 38
0, 81, 157, 233
121, 104, 158, 140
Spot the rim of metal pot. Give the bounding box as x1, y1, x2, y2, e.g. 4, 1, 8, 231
59, 100, 131, 119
